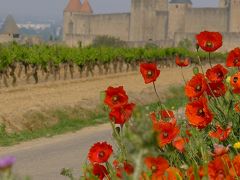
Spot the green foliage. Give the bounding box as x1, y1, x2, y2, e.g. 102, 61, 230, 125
92, 35, 126, 48
177, 38, 193, 50
0, 42, 227, 71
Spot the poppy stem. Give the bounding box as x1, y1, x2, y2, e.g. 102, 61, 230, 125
208, 52, 212, 68
181, 67, 187, 84
197, 55, 205, 74
153, 81, 162, 108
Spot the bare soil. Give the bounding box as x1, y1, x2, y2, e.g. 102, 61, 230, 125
0, 65, 210, 132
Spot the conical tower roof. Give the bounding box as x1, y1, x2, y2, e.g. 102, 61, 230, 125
64, 0, 82, 12
80, 0, 93, 14
0, 15, 19, 34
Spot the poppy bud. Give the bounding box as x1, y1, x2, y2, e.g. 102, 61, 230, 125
115, 127, 121, 134
193, 66, 199, 75
196, 43, 200, 52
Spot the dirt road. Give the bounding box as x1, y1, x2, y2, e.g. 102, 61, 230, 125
0, 124, 112, 180
0, 65, 210, 131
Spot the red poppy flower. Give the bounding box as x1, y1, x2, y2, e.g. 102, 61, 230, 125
92, 164, 109, 180
172, 136, 188, 153
104, 86, 128, 108
187, 166, 205, 180
185, 73, 207, 98
230, 155, 240, 177
208, 154, 232, 180
157, 119, 180, 147
226, 48, 240, 67
207, 82, 227, 97
109, 103, 135, 125
235, 102, 240, 112
176, 55, 189, 67
140, 63, 160, 84
144, 156, 169, 177
196, 31, 222, 52
88, 142, 113, 163
209, 124, 231, 142
230, 72, 240, 94
163, 167, 182, 180
185, 97, 213, 129
160, 110, 175, 119
113, 160, 134, 178
113, 160, 122, 178
150, 112, 161, 131
206, 64, 228, 83
186, 129, 192, 137
212, 144, 230, 157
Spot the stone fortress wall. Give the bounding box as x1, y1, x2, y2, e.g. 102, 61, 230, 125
63, 0, 240, 51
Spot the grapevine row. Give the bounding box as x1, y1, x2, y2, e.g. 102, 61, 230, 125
0, 42, 227, 87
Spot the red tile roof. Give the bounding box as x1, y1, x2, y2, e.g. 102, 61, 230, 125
81, 0, 93, 13
64, 0, 82, 12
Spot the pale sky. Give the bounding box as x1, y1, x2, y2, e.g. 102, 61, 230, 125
0, 0, 219, 22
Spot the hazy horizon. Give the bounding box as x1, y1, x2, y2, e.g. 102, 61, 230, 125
0, 0, 219, 22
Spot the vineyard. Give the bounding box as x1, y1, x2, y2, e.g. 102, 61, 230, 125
0, 42, 226, 87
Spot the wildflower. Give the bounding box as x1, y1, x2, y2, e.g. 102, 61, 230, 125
209, 124, 231, 141
175, 55, 189, 67
212, 144, 230, 157
0, 156, 16, 171
185, 73, 207, 98
160, 110, 175, 120
226, 47, 240, 67
113, 160, 134, 178
124, 162, 134, 175
235, 102, 240, 112
88, 142, 113, 164
92, 164, 108, 180
230, 154, 240, 177
234, 142, 240, 149
230, 72, 240, 94
104, 86, 128, 108
163, 167, 183, 180
185, 97, 213, 129
172, 136, 188, 153
208, 154, 232, 179
156, 119, 180, 147
196, 31, 222, 52
206, 82, 227, 97
109, 103, 135, 125
144, 156, 169, 178
187, 166, 205, 180
140, 63, 160, 84
206, 64, 228, 83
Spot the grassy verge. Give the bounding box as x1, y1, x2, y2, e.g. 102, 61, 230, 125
0, 86, 186, 146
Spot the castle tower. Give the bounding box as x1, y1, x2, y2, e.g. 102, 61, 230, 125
80, 0, 93, 15
63, 0, 82, 42
155, 0, 168, 11
168, 0, 192, 39
229, 0, 240, 32
219, 0, 229, 7
129, 0, 168, 42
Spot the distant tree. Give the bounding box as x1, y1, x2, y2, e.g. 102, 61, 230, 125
49, 35, 54, 41
177, 38, 193, 50
92, 35, 126, 48
145, 42, 158, 49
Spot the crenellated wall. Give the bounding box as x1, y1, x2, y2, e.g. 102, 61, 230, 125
63, 0, 240, 51
89, 13, 130, 41
168, 3, 191, 39
185, 8, 229, 33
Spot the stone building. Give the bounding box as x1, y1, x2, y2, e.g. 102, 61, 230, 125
0, 15, 20, 43
63, 0, 240, 51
